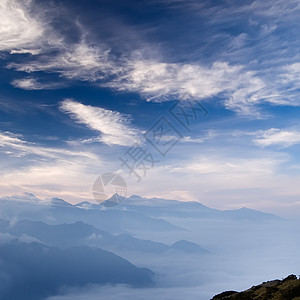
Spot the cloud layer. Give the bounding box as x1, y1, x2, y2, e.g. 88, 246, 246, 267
2, 0, 300, 117
254, 128, 300, 147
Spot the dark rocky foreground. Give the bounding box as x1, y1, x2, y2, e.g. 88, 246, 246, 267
212, 275, 300, 300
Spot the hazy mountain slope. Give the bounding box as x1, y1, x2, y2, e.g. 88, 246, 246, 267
0, 219, 208, 254
168, 240, 209, 254
0, 240, 154, 300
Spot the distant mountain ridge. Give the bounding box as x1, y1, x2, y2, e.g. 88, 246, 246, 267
0, 194, 282, 238
74, 194, 281, 221
117, 195, 282, 221
0, 193, 281, 222
0, 194, 183, 234
0, 218, 209, 255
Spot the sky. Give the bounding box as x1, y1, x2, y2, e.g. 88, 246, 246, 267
0, 0, 300, 216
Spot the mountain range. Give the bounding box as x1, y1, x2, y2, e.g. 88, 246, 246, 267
0, 193, 285, 300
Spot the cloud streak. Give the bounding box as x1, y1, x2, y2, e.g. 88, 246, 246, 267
11, 78, 65, 90
60, 99, 141, 146
0, 131, 97, 159
107, 59, 273, 116
254, 128, 300, 148
0, 130, 105, 202
8, 41, 115, 82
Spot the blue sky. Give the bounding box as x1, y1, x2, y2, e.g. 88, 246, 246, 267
1, 0, 300, 216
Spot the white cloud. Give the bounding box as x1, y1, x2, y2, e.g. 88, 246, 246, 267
114, 57, 300, 117
254, 128, 300, 147
106, 59, 278, 116
11, 50, 271, 116
3, 0, 300, 118
9, 49, 41, 55
0, 130, 107, 203
165, 0, 300, 20
0, 0, 44, 52
60, 99, 141, 146
181, 136, 205, 144
9, 41, 115, 82
13, 51, 299, 117
184, 156, 279, 176
0, 232, 44, 244
0, 131, 97, 159
181, 131, 217, 144
0, 161, 96, 201
11, 78, 65, 90
282, 63, 300, 83
108, 60, 241, 100
246, 0, 300, 18
2, 1, 114, 83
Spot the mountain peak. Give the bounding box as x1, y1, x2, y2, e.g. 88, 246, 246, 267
170, 240, 209, 254
50, 198, 72, 206
102, 193, 125, 207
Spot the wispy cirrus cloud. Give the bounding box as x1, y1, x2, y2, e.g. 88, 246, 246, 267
162, 0, 300, 21
8, 41, 115, 82
11, 78, 65, 90
60, 99, 141, 146
11, 44, 298, 117
254, 128, 300, 148
242, 0, 300, 18
108, 60, 242, 101
0, 131, 97, 159
2, 1, 116, 86
282, 63, 300, 83
11, 52, 299, 117
3, 0, 300, 119
0, 160, 99, 202
0, 0, 273, 117
0, 0, 44, 53
107, 59, 271, 116
9, 46, 271, 117
181, 131, 216, 144
184, 156, 281, 176
0, 130, 103, 202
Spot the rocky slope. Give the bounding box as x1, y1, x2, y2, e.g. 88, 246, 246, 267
212, 275, 300, 300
